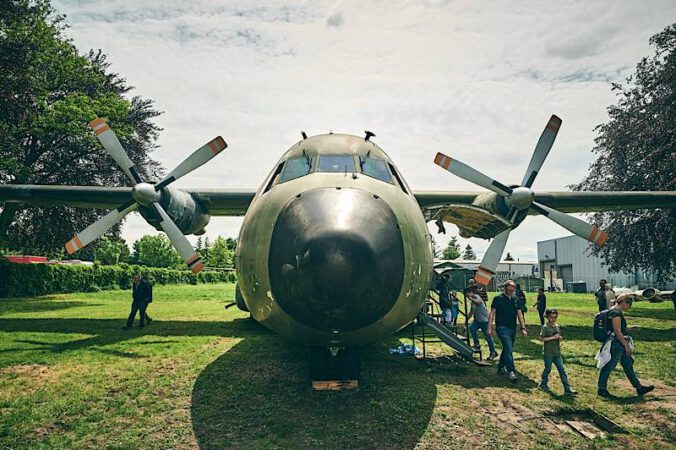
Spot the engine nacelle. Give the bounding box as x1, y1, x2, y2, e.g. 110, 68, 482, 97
640, 288, 662, 302
139, 186, 210, 235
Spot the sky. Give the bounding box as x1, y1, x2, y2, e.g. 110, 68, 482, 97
52, 0, 675, 261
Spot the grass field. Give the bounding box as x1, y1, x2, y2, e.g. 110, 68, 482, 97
0, 284, 674, 449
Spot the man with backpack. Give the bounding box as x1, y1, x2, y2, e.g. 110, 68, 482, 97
595, 279, 607, 312
595, 294, 654, 398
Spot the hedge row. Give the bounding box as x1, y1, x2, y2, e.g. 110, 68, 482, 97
0, 260, 236, 298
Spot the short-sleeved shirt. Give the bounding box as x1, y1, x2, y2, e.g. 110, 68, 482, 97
539, 323, 561, 356
491, 293, 522, 330
596, 288, 606, 306
470, 294, 490, 323
606, 308, 627, 335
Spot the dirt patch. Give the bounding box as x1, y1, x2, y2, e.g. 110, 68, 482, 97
0, 363, 49, 376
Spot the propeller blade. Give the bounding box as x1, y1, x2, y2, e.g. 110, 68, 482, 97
521, 115, 562, 188
89, 118, 143, 184
154, 137, 227, 191
474, 229, 511, 286
151, 203, 204, 273
531, 202, 608, 246
434, 152, 513, 196
65, 201, 138, 254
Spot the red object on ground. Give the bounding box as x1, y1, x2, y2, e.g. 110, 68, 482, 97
2, 255, 50, 264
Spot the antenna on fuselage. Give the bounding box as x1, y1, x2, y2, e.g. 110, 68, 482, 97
364, 131, 375, 142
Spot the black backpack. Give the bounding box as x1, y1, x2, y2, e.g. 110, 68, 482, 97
593, 310, 611, 342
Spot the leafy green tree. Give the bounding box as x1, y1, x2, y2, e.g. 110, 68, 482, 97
442, 236, 461, 260
225, 237, 237, 251
462, 244, 476, 260
201, 236, 211, 261
0, 0, 162, 256
206, 236, 234, 268
133, 235, 182, 268
67, 235, 129, 264
95, 237, 130, 265
571, 24, 676, 280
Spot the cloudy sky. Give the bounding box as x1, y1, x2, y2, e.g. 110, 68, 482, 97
53, 0, 674, 260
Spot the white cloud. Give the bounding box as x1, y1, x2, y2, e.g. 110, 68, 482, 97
52, 0, 676, 260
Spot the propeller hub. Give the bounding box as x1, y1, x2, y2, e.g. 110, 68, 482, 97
132, 182, 160, 206
508, 187, 535, 210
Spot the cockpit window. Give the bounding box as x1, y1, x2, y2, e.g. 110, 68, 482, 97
318, 155, 355, 173
360, 157, 392, 183
279, 156, 312, 183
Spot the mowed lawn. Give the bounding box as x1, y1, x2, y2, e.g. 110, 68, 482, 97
0, 284, 674, 449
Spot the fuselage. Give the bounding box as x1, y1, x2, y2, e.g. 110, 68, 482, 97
236, 133, 433, 347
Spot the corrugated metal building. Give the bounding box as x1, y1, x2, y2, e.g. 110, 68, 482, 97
537, 235, 674, 292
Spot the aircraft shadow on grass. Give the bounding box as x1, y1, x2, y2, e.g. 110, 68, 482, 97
1, 315, 673, 449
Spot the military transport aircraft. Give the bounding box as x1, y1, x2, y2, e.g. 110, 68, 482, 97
1, 115, 674, 380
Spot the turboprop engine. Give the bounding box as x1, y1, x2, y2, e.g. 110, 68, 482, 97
139, 186, 210, 236
64, 118, 227, 273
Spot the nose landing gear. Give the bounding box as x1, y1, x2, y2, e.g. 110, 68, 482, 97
309, 346, 361, 390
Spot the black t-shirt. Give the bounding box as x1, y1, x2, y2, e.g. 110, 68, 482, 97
606, 308, 627, 335
537, 293, 547, 310
491, 293, 522, 329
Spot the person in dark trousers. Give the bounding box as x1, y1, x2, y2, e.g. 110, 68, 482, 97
596, 279, 608, 312
537, 308, 576, 395
533, 287, 547, 326
597, 294, 654, 398
436, 273, 452, 325
123, 274, 153, 330
487, 280, 527, 381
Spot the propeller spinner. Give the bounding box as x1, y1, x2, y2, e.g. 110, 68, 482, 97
434, 115, 608, 286
64, 118, 227, 273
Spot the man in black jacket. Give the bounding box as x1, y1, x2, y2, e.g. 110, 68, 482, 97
123, 274, 153, 330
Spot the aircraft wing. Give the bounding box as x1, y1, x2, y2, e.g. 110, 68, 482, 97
0, 185, 256, 216
415, 190, 676, 239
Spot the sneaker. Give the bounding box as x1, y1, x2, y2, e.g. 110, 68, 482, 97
488, 352, 498, 361
598, 390, 614, 398
498, 367, 508, 375
564, 388, 577, 396
637, 385, 655, 396
537, 384, 550, 393
473, 345, 481, 351
508, 371, 518, 381
146, 317, 153, 326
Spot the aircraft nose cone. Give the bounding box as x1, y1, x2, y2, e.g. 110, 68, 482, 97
268, 188, 405, 332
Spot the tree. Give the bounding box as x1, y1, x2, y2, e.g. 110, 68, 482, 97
462, 244, 476, 260
200, 236, 211, 262
0, 0, 162, 256
70, 236, 129, 264
504, 252, 515, 261
430, 235, 441, 259
133, 235, 182, 268
441, 236, 461, 260
571, 24, 676, 281
206, 236, 234, 268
